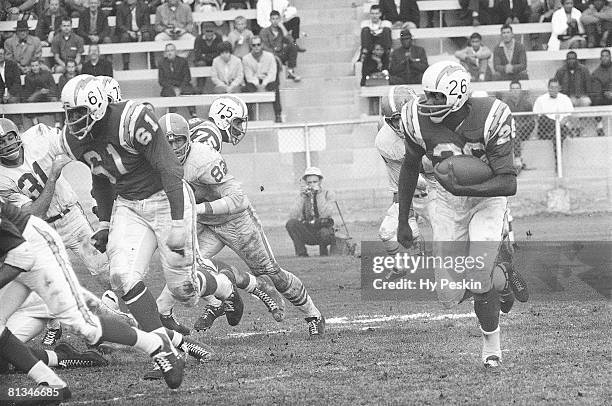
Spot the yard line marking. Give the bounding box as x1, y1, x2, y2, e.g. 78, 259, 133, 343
69, 371, 293, 405
327, 312, 475, 324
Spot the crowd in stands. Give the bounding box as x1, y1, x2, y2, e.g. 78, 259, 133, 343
0, 0, 305, 124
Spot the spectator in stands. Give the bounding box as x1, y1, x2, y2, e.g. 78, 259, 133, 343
24, 59, 57, 103
529, 0, 561, 50
242, 35, 282, 122
193, 0, 221, 14
260, 10, 301, 82
454, 32, 492, 82
77, 0, 112, 44
591, 48, 612, 105
115, 0, 154, 70
493, 24, 529, 81
211, 41, 243, 94
227, 15, 254, 59
360, 4, 392, 61
158, 42, 197, 117
4, 20, 43, 74
155, 0, 195, 57
81, 43, 113, 76
64, 0, 88, 18
3, 0, 38, 21
0, 47, 22, 104
256, 0, 305, 51
57, 58, 77, 93
445, 0, 480, 27
495, 0, 531, 24
378, 0, 419, 28
502, 80, 534, 169
361, 43, 389, 86
554, 50, 591, 106
36, 0, 69, 47
580, 0, 612, 48
388, 29, 428, 85
194, 22, 223, 67
533, 78, 577, 163
286, 166, 336, 257
549, 0, 586, 50
51, 16, 85, 73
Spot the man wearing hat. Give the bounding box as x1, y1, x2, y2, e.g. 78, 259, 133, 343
388, 28, 428, 85
286, 167, 337, 257
4, 20, 43, 74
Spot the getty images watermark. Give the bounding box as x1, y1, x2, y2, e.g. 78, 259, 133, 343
360, 241, 612, 301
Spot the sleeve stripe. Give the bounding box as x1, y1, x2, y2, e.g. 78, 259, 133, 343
484, 100, 510, 146
118, 101, 139, 155
401, 99, 425, 150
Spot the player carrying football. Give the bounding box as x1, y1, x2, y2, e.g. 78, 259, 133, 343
157, 96, 325, 338
397, 61, 529, 368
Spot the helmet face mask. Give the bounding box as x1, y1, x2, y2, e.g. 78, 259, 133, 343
61, 75, 109, 140
380, 85, 416, 137
160, 113, 191, 164
209, 96, 248, 146
384, 113, 403, 136
0, 118, 22, 162
416, 61, 471, 123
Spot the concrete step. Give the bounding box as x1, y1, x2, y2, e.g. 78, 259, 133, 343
282, 62, 355, 78
281, 75, 359, 90
283, 103, 362, 122
294, 0, 362, 9
280, 88, 356, 107
299, 7, 363, 22
300, 34, 360, 50
301, 22, 356, 36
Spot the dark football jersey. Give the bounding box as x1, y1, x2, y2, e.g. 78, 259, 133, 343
0, 201, 29, 256
60, 101, 183, 201
402, 97, 516, 176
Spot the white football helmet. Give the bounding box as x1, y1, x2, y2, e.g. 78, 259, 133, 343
189, 117, 223, 152
380, 85, 417, 136
208, 95, 248, 145
98, 76, 122, 103
0, 118, 22, 162
61, 75, 109, 139
159, 113, 191, 164
417, 61, 471, 123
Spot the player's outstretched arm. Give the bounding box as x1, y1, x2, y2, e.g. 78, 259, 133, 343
20, 155, 71, 218
397, 141, 424, 248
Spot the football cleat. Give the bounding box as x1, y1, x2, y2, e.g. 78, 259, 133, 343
251, 285, 285, 322
484, 355, 502, 368
143, 363, 163, 381
223, 290, 244, 327
160, 312, 191, 336
151, 332, 185, 389
500, 290, 515, 314
55, 342, 109, 369
180, 338, 212, 363
305, 315, 326, 338
42, 327, 62, 346
500, 262, 529, 303
27, 383, 72, 406
384, 266, 407, 282
193, 305, 225, 331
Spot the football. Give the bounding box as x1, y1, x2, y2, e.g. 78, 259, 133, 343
434, 155, 494, 186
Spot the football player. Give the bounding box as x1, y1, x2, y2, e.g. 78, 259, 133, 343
0, 117, 117, 346
57, 74, 241, 380
0, 201, 186, 390
157, 101, 325, 338
397, 61, 529, 368
98, 76, 123, 103
375, 86, 431, 260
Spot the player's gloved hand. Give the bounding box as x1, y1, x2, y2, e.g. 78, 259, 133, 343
167, 220, 187, 256
91, 223, 110, 253
397, 220, 414, 250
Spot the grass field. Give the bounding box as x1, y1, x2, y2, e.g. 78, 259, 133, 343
1, 213, 611, 405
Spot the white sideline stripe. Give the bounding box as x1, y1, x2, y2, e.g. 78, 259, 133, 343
69, 371, 293, 405
327, 312, 475, 324
227, 329, 291, 338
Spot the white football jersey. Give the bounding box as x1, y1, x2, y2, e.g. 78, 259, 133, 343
183, 142, 249, 225
0, 124, 77, 218
375, 123, 405, 193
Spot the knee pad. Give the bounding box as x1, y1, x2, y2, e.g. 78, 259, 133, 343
110, 269, 138, 296
168, 279, 200, 308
